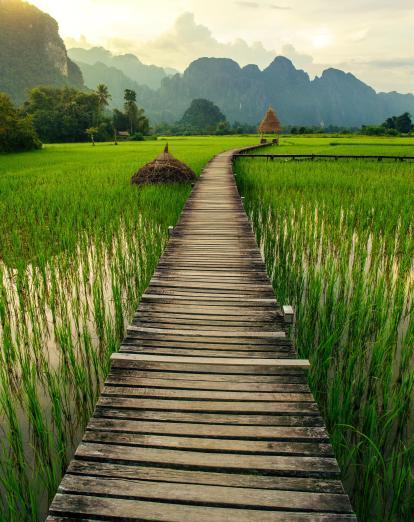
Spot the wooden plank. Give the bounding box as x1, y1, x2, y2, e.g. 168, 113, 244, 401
75, 442, 340, 475
121, 339, 292, 351
49, 495, 357, 521
102, 385, 313, 402
111, 359, 312, 375
86, 418, 328, 440
106, 374, 308, 390
95, 408, 325, 426
119, 348, 295, 359
97, 396, 319, 414
82, 431, 333, 456
126, 326, 286, 339
66, 459, 345, 493
107, 369, 308, 383
57, 475, 352, 512
111, 353, 310, 369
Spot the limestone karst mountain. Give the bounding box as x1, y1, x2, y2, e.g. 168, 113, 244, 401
0, 0, 84, 104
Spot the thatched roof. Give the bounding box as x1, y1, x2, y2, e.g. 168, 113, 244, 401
258, 106, 281, 134
131, 144, 196, 185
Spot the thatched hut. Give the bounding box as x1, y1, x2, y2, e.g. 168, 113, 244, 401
131, 144, 196, 185
258, 106, 281, 143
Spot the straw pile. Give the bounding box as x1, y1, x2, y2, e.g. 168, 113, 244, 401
131, 144, 196, 185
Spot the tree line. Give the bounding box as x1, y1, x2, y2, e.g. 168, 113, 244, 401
0, 84, 150, 152
1, 82, 413, 153
362, 112, 413, 136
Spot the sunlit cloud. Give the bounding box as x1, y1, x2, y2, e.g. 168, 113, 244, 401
27, 0, 414, 93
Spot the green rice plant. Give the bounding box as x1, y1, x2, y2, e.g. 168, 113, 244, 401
235, 156, 414, 521
0, 136, 260, 520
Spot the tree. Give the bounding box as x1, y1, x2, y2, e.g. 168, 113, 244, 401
215, 120, 231, 135
95, 84, 111, 116
396, 112, 413, 134
0, 92, 41, 152
124, 89, 137, 134
384, 116, 397, 130
382, 112, 413, 134
122, 89, 150, 135
112, 108, 129, 133
23, 87, 101, 143
180, 99, 227, 133
85, 127, 99, 146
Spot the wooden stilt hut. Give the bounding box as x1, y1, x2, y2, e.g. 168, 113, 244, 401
258, 105, 281, 144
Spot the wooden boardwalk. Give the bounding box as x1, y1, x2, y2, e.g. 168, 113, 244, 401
48, 147, 356, 521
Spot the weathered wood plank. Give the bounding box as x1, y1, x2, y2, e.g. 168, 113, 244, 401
49, 494, 356, 521
95, 408, 325, 426
66, 459, 344, 493
82, 430, 333, 456
111, 353, 310, 369
106, 374, 308, 390
74, 442, 340, 475
86, 418, 328, 440
57, 475, 352, 512
101, 384, 313, 402
97, 396, 319, 414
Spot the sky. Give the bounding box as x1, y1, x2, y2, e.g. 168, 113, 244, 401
29, 0, 414, 93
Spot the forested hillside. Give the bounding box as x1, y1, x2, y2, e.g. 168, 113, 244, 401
0, 0, 84, 104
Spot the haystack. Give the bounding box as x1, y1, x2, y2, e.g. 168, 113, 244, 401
131, 144, 196, 185
258, 106, 281, 135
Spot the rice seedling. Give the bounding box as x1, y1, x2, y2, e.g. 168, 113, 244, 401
234, 154, 414, 521
0, 136, 259, 520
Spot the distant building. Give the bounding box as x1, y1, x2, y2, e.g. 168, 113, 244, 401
258, 106, 281, 143
117, 131, 130, 140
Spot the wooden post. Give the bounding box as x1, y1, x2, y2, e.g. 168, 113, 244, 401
168, 226, 174, 237
282, 305, 295, 324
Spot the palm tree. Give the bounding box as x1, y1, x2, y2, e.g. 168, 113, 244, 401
124, 89, 138, 134
95, 84, 111, 117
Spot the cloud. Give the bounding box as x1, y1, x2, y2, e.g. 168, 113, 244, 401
111, 12, 279, 70
235, 1, 291, 9
235, 1, 260, 7
365, 58, 414, 70
269, 3, 292, 9
281, 44, 314, 68
64, 34, 95, 49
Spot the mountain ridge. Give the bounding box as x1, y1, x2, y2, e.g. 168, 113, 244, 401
69, 50, 414, 127
1, 1, 413, 127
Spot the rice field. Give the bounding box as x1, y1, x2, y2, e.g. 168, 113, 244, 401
0, 136, 259, 520
264, 135, 414, 156
234, 144, 414, 521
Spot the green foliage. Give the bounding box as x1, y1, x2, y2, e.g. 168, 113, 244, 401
0, 92, 41, 152
113, 89, 150, 135
180, 98, 227, 133
383, 112, 413, 133
95, 83, 111, 114
23, 86, 101, 143
0, 0, 83, 105
85, 127, 99, 145
129, 132, 144, 141
362, 112, 414, 136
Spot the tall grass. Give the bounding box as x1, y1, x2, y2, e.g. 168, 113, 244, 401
235, 157, 414, 521
0, 137, 259, 520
